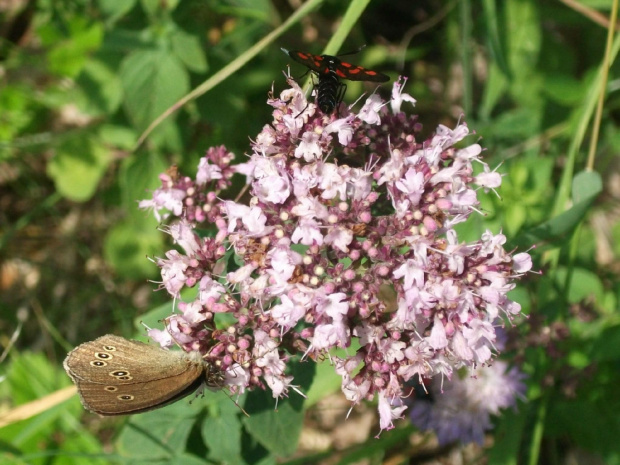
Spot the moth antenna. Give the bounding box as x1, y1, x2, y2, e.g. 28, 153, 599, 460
338, 44, 366, 57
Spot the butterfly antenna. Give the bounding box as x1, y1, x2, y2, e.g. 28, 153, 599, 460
225, 389, 250, 417
337, 44, 367, 57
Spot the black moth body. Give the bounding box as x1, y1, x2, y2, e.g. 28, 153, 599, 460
282, 48, 390, 114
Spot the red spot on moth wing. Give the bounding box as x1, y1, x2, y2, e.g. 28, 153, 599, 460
287, 50, 328, 74
284, 49, 390, 83
345, 68, 390, 82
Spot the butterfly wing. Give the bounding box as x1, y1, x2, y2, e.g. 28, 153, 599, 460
71, 369, 205, 415
64, 334, 207, 415
63, 335, 195, 384
282, 49, 331, 75
333, 61, 390, 82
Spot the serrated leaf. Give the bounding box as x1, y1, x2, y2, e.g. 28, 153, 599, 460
47, 135, 111, 202
120, 49, 189, 131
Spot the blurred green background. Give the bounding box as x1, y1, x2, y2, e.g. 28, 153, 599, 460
1, 0, 619, 463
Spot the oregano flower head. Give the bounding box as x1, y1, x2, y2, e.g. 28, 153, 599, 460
140, 74, 532, 433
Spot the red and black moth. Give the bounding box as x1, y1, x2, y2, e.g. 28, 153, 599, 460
282, 48, 390, 114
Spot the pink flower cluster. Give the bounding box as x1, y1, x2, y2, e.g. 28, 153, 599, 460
140, 75, 532, 431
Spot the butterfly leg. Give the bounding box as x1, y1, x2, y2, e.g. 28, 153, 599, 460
335, 82, 347, 116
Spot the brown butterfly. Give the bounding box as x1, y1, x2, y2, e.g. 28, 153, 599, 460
63, 334, 222, 415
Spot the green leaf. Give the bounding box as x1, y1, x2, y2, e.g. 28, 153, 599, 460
482, 0, 509, 75
41, 433, 111, 465
168, 453, 209, 465
140, 0, 180, 16
135, 303, 177, 339
488, 107, 543, 139
77, 59, 124, 115
243, 361, 315, 457
116, 401, 201, 460
589, 325, 620, 362
612, 220, 620, 257
98, 124, 137, 150
479, 62, 508, 119
572, 170, 602, 205
504, 203, 527, 236
554, 267, 604, 305
488, 405, 527, 465
46, 19, 104, 78
118, 150, 168, 210
47, 135, 112, 202
0, 353, 108, 465
542, 74, 584, 106
0, 85, 33, 144
331, 424, 415, 465
120, 49, 190, 131
548, 398, 620, 457
505, 0, 541, 103
305, 359, 342, 407
510, 172, 602, 250
99, 0, 138, 23
201, 397, 243, 463
103, 219, 164, 279
171, 29, 208, 73
134, 0, 324, 145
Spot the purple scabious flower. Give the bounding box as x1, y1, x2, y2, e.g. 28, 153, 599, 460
140, 74, 532, 432
409, 361, 527, 445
